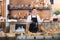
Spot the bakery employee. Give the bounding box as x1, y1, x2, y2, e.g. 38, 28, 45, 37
26, 9, 43, 33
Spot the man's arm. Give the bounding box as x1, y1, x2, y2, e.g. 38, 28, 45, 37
37, 15, 43, 23
26, 15, 31, 23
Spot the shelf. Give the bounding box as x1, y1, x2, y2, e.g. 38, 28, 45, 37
8, 5, 51, 10
8, 8, 51, 10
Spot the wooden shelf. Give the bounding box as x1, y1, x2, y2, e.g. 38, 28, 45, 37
8, 5, 51, 10
8, 8, 50, 10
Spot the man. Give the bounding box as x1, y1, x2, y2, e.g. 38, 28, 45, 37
26, 9, 43, 33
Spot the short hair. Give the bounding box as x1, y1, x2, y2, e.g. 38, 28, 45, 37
32, 9, 37, 12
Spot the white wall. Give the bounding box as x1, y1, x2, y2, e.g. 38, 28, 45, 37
53, 0, 60, 8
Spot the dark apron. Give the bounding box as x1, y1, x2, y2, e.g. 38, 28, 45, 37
29, 16, 38, 33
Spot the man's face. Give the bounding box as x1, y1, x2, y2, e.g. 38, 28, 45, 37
32, 9, 37, 15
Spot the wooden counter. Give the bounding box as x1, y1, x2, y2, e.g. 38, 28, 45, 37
8, 19, 60, 36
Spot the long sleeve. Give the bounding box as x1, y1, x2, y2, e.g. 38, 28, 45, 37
37, 15, 43, 23
26, 15, 31, 23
